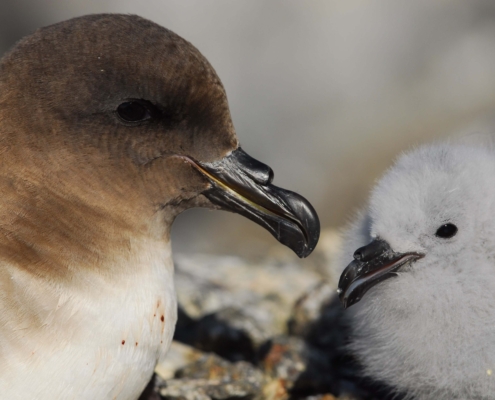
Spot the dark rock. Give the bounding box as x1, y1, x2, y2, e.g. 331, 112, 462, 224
174, 305, 200, 346
190, 307, 270, 362
302, 295, 348, 352
138, 374, 162, 400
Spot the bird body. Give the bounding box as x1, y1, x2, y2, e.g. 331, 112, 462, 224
1, 241, 176, 400
0, 14, 319, 399
338, 140, 495, 399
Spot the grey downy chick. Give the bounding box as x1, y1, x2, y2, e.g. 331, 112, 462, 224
337, 138, 495, 400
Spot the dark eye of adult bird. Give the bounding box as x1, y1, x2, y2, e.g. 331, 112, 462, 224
435, 223, 458, 239
116, 101, 152, 123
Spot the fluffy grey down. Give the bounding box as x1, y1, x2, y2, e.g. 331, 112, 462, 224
338, 136, 495, 400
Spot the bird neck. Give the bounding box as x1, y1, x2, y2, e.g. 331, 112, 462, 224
0, 164, 171, 283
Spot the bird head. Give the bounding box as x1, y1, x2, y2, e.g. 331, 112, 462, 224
339, 142, 495, 308
0, 14, 319, 275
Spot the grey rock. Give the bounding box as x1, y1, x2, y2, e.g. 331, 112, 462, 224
288, 281, 336, 337
158, 351, 264, 400
204, 381, 259, 399
158, 379, 214, 400
175, 352, 264, 386
159, 379, 258, 400
174, 253, 321, 337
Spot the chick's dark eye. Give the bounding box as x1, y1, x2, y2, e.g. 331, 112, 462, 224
435, 223, 458, 239
116, 101, 150, 122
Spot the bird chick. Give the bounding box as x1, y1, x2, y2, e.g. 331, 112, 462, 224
0, 14, 319, 399
338, 140, 495, 400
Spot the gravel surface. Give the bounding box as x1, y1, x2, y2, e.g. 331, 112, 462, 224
142, 229, 394, 400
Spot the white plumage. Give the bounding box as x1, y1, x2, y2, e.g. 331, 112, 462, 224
0, 240, 177, 400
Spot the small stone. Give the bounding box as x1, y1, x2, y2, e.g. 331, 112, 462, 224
259, 336, 336, 395
261, 379, 289, 400
204, 381, 260, 399
155, 341, 204, 380
157, 351, 265, 399
159, 379, 213, 400
176, 352, 264, 387
159, 378, 261, 400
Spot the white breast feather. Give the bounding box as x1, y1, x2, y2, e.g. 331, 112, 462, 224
0, 240, 177, 400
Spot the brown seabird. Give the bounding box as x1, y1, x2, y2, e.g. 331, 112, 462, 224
0, 14, 319, 399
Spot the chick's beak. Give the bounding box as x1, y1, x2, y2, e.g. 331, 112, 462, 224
338, 239, 424, 309
186, 147, 320, 258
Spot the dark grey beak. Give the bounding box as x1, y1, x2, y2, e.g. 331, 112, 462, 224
193, 147, 320, 258
338, 239, 423, 308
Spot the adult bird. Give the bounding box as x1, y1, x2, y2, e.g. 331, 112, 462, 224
338, 139, 495, 399
0, 14, 319, 399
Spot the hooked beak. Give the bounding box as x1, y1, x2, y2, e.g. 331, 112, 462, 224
338, 239, 424, 308
188, 147, 320, 258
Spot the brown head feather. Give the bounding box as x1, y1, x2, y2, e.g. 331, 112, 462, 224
0, 14, 239, 282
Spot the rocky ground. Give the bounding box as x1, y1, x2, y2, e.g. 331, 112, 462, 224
142, 230, 391, 400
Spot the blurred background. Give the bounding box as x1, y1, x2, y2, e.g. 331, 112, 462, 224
3, 0, 495, 259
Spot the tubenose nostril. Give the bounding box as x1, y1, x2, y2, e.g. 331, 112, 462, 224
352, 239, 391, 262
354, 249, 364, 261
